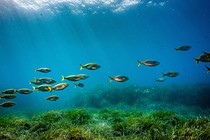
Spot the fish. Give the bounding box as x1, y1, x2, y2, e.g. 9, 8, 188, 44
35, 68, 51, 73
0, 94, 16, 99
109, 75, 129, 82
77, 74, 89, 80
137, 60, 160, 67
32, 84, 53, 92
53, 83, 69, 91
45, 95, 59, 101
17, 88, 33, 94
80, 63, 101, 70
0, 101, 16, 107
205, 65, 210, 73
29, 80, 44, 85
175, 45, 191, 51
34, 77, 56, 84
194, 52, 210, 64
162, 72, 179, 78
0, 89, 16, 94
74, 83, 84, 88
62, 75, 81, 81
155, 77, 165, 82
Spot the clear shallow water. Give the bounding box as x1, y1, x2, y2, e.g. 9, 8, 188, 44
0, 0, 210, 112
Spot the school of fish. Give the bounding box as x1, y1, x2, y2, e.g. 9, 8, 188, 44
0, 46, 210, 107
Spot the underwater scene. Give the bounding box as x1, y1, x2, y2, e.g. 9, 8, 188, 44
0, 0, 210, 139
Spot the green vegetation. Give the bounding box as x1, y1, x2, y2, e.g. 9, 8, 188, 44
0, 108, 210, 139
69, 84, 210, 117
66, 108, 91, 125
1, 84, 210, 139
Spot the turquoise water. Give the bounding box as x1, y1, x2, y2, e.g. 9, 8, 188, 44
0, 0, 210, 113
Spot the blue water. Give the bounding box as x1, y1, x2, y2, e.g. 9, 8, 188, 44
0, 0, 210, 111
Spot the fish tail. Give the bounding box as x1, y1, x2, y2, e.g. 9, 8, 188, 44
0, 91, 2, 95
34, 78, 38, 82
175, 48, 178, 51
193, 58, 199, 64
61, 75, 65, 81
137, 60, 141, 67
32, 86, 36, 91
162, 73, 166, 78
74, 84, 77, 88
34, 68, 37, 73
80, 64, 83, 70
109, 76, 113, 83
29, 81, 32, 84
48, 86, 53, 92
206, 65, 210, 73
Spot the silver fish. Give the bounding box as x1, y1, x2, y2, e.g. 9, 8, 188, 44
162, 72, 179, 78
137, 60, 160, 67
175, 45, 191, 51
45, 95, 59, 101
62, 75, 81, 81
0, 101, 16, 107
194, 52, 210, 64
34, 77, 56, 84
109, 75, 129, 82
80, 63, 101, 70
0, 89, 16, 94
17, 88, 33, 94
155, 77, 166, 82
74, 83, 84, 88
32, 84, 52, 92
35, 68, 51, 73
53, 83, 69, 91
0, 94, 16, 99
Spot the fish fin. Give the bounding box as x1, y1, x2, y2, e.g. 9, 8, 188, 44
109, 76, 113, 83
193, 58, 199, 64
61, 75, 65, 81
80, 64, 83, 70
48, 87, 53, 92
137, 60, 141, 67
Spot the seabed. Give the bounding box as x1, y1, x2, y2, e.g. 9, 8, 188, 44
1, 84, 210, 140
